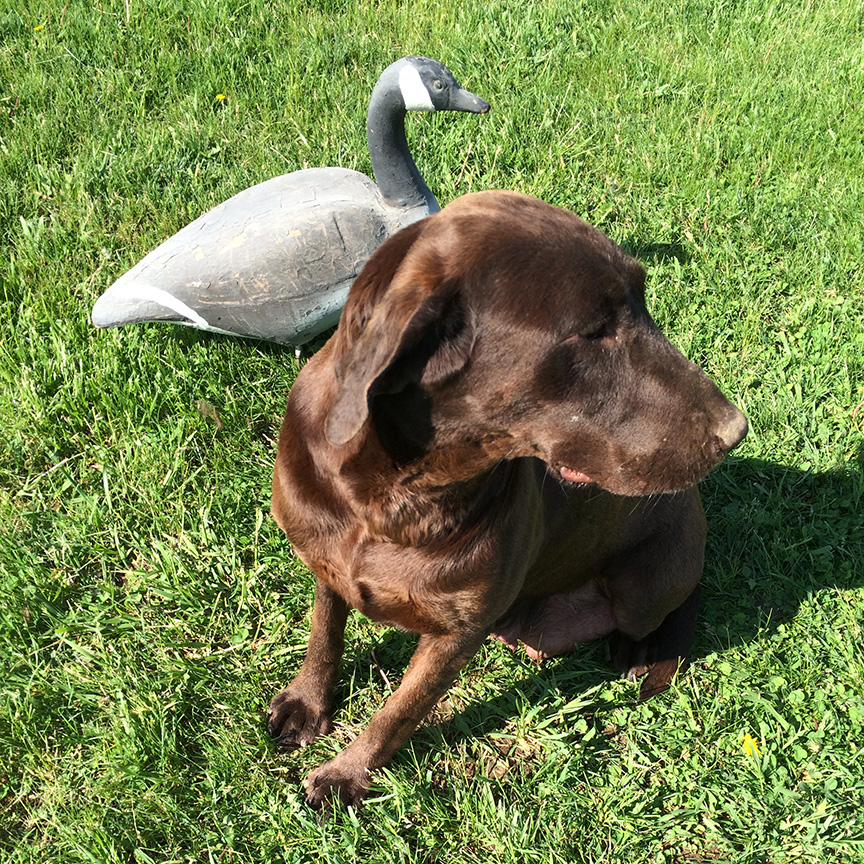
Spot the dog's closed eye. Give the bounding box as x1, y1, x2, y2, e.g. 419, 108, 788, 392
564, 321, 614, 343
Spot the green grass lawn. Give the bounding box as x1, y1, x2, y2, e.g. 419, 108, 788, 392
2, 0, 863, 861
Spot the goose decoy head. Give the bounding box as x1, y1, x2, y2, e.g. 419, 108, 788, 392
394, 56, 490, 114
368, 57, 489, 211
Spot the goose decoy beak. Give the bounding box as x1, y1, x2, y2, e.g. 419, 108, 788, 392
448, 88, 490, 115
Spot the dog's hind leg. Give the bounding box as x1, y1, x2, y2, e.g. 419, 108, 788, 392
267, 578, 349, 750
610, 584, 700, 700
491, 583, 617, 660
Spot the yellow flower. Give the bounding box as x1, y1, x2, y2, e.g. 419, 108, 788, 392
215, 93, 226, 101
742, 732, 761, 758
34, 23, 45, 31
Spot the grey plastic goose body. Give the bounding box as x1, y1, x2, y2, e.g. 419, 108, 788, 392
91, 56, 488, 346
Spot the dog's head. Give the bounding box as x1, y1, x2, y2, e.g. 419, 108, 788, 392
325, 191, 747, 496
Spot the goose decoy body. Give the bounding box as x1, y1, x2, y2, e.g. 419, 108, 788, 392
91, 56, 489, 346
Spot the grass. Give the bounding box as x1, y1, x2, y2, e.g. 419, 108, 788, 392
1, 0, 863, 861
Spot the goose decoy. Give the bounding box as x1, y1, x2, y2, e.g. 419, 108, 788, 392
91, 56, 489, 346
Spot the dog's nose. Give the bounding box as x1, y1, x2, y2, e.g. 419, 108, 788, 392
714, 406, 748, 454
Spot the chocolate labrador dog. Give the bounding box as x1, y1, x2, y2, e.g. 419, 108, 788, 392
267, 190, 747, 808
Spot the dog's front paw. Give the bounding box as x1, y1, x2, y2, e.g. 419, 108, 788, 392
305, 757, 371, 810
267, 684, 332, 751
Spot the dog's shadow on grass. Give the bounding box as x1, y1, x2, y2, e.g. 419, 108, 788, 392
348, 633, 619, 772
341, 451, 863, 759
697, 452, 863, 651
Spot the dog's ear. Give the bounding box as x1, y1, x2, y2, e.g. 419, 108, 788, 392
325, 235, 475, 448
337, 219, 429, 343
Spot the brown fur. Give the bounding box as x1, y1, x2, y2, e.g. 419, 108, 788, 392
267, 191, 747, 808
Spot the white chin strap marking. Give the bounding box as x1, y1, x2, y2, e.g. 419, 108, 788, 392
398, 65, 435, 112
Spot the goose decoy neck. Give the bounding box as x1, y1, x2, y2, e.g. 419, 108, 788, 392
366, 65, 437, 213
